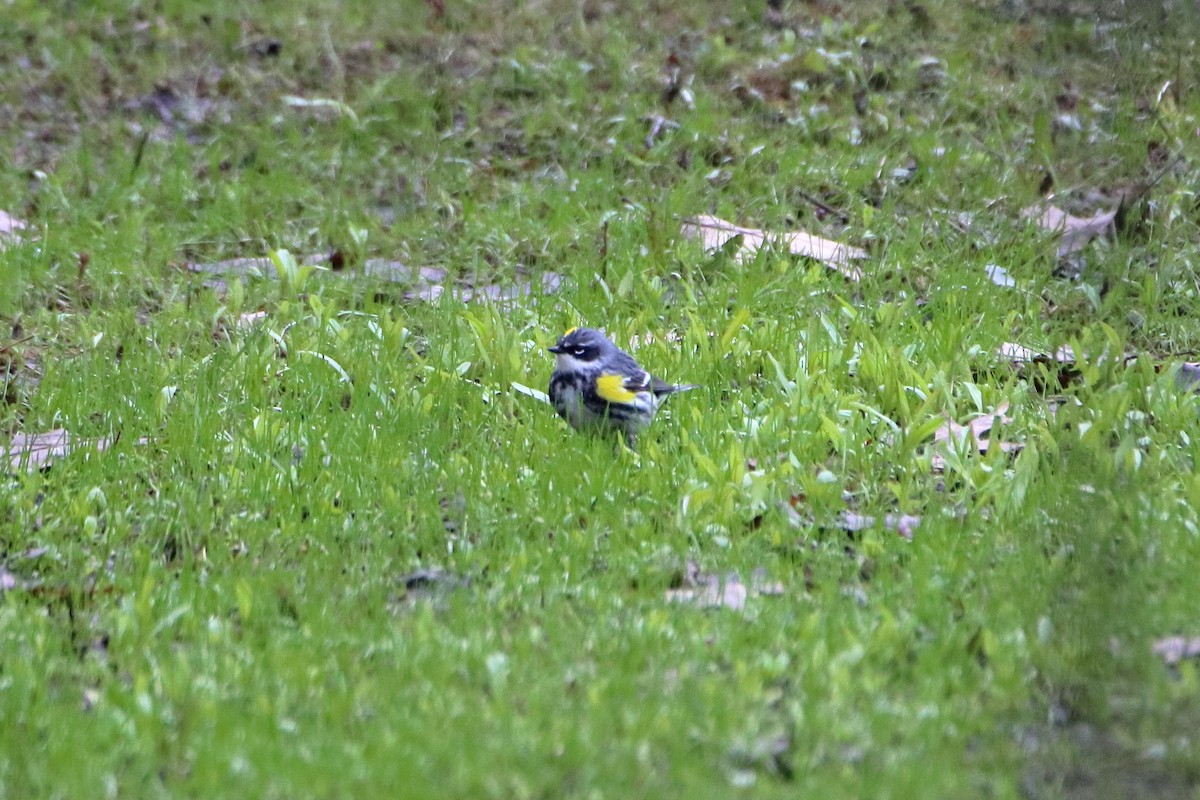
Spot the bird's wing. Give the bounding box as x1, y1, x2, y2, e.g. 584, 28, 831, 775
594, 372, 644, 405
624, 369, 653, 393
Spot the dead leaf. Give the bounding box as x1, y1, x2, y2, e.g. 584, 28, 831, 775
185, 255, 561, 305
0, 567, 28, 592
397, 568, 468, 593
997, 342, 1084, 391
680, 214, 866, 280
930, 403, 1020, 471
933, 403, 1016, 452
984, 263, 1015, 287
186, 256, 292, 283
282, 95, 359, 124
363, 260, 447, 284
510, 381, 551, 404
1024, 204, 1117, 258
425, 271, 562, 304
186, 255, 428, 282
244, 38, 282, 57
1151, 636, 1200, 666
1176, 363, 1200, 392
665, 560, 784, 610
998, 342, 1076, 365
6, 429, 134, 472
0, 210, 29, 245
998, 343, 1200, 393
667, 576, 748, 610
388, 568, 469, 612
643, 114, 680, 148
127, 85, 216, 129
236, 310, 268, 328
838, 511, 921, 540
8, 429, 75, 471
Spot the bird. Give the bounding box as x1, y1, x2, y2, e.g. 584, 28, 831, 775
547, 327, 699, 448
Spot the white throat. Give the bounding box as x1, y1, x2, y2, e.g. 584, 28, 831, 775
554, 352, 589, 372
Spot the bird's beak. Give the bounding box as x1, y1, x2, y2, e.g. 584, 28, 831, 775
547, 344, 563, 354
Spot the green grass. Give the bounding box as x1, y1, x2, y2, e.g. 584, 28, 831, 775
3, 0, 1200, 797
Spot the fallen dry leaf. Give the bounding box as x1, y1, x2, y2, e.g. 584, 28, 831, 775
680, 214, 865, 280
388, 568, 470, 612
997, 343, 1200, 394
0, 567, 28, 592
396, 568, 469, 594
8, 429, 76, 471
236, 310, 269, 328
510, 381, 551, 404
1177, 363, 1200, 392
282, 94, 359, 124
933, 403, 1016, 451
838, 511, 921, 540
186, 254, 363, 281
185, 255, 561, 304
362, 260, 448, 284
984, 263, 1015, 288
996, 342, 1085, 391
997, 342, 1077, 364
1024, 204, 1117, 258
414, 271, 562, 303
6, 429, 137, 472
1151, 636, 1200, 666
16, 430, 88, 469
643, 114, 680, 148
127, 85, 219, 131
0, 210, 29, 245
930, 403, 1020, 471
665, 560, 784, 611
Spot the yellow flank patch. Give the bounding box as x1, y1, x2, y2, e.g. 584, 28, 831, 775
564, 326, 578, 335
595, 373, 637, 404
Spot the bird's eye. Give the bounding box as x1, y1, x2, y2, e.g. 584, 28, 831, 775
572, 347, 587, 357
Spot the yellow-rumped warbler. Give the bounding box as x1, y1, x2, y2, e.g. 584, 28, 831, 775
548, 327, 698, 447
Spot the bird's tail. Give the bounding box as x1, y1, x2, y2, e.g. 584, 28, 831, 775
654, 381, 700, 396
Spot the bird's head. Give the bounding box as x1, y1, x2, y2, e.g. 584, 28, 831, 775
548, 327, 612, 369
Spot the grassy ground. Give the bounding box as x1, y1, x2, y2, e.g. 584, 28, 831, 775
3, 0, 1200, 797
